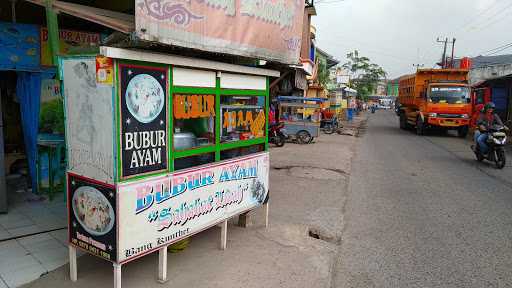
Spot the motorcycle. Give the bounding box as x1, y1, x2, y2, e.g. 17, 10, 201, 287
321, 117, 341, 134
472, 124, 508, 169
269, 122, 286, 147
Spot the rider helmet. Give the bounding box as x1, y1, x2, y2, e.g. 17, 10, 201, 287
484, 102, 496, 111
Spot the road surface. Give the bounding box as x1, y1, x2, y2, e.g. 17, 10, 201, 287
335, 110, 512, 288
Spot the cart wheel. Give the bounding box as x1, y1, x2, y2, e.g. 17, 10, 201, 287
297, 130, 312, 144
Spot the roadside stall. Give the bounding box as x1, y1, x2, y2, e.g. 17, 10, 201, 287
61, 47, 278, 287
277, 96, 325, 144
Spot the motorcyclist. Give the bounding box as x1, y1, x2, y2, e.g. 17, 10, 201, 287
474, 102, 504, 155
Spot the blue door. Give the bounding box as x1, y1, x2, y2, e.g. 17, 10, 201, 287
491, 87, 508, 120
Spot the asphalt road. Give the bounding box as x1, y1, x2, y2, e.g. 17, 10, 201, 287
334, 110, 512, 288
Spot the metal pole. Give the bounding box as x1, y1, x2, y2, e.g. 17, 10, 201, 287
450, 38, 456, 68
0, 88, 6, 213
10, 0, 16, 23
442, 38, 448, 68
437, 37, 448, 68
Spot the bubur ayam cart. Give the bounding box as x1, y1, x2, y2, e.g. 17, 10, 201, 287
61, 47, 278, 288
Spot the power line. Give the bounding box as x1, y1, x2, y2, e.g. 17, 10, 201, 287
477, 41, 512, 55
453, 0, 505, 33
486, 43, 512, 56
464, 1, 512, 32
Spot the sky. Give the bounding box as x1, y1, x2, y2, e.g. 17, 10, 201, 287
311, 0, 512, 79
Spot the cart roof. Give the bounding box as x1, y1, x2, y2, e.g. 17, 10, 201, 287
277, 96, 328, 102
100, 47, 280, 77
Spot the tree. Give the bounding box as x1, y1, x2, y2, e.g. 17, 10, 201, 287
317, 57, 331, 88
342, 50, 387, 101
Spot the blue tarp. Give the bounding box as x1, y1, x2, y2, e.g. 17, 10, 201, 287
16, 70, 54, 193
17, 72, 41, 193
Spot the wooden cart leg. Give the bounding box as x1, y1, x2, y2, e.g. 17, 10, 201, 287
113, 263, 122, 288
157, 246, 168, 283
220, 220, 227, 250
69, 245, 77, 282
264, 201, 270, 228
238, 212, 250, 228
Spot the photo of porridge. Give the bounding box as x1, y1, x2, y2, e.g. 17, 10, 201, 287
72, 186, 115, 236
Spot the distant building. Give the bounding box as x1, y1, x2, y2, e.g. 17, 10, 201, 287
387, 78, 399, 97
454, 54, 512, 84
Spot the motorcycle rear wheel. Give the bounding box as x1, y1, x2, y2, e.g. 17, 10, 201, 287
275, 134, 285, 147
324, 124, 335, 134
495, 149, 506, 169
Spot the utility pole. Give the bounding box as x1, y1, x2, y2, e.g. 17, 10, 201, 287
413, 64, 424, 71
437, 37, 448, 68
450, 38, 456, 68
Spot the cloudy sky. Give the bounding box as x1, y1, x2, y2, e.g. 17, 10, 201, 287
312, 0, 512, 78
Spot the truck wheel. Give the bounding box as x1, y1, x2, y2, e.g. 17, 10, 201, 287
416, 117, 425, 135
399, 112, 406, 129
458, 126, 469, 138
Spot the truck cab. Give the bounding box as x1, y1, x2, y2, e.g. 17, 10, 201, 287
422, 83, 471, 134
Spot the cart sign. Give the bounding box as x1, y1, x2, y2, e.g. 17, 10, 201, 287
117, 152, 269, 263
135, 0, 305, 64
68, 174, 117, 262
118, 64, 168, 179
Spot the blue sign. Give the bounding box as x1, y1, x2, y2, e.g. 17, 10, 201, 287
0, 22, 40, 70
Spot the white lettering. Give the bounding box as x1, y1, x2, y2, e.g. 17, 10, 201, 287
130, 152, 139, 168
125, 133, 133, 150
152, 148, 162, 164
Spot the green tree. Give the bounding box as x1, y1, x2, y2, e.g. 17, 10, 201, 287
317, 58, 331, 88
342, 50, 387, 101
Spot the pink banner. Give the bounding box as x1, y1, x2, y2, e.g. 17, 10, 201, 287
135, 0, 305, 64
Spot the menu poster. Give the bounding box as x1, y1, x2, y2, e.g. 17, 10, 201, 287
118, 64, 168, 178
68, 174, 117, 262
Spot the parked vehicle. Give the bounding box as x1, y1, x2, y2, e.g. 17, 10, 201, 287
398, 69, 472, 137
278, 96, 324, 144
394, 101, 401, 116
269, 122, 286, 147
472, 124, 508, 169
321, 117, 341, 134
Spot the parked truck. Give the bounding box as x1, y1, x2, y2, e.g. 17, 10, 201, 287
398, 68, 472, 137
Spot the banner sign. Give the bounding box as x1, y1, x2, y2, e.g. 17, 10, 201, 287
68, 174, 117, 262
135, 0, 305, 65
118, 64, 168, 179
41, 28, 101, 66
117, 152, 269, 263
0, 22, 40, 70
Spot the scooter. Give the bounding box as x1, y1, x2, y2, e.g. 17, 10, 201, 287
269, 122, 286, 147
472, 124, 508, 169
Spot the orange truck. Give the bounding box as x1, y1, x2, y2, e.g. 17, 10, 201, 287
398, 69, 472, 137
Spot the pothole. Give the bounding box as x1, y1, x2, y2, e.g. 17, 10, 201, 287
272, 165, 348, 180
307, 227, 339, 244
308, 230, 320, 239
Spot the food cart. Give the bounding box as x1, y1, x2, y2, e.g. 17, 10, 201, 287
277, 96, 324, 144
61, 47, 277, 287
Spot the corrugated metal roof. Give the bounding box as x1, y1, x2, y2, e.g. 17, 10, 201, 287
26, 0, 134, 34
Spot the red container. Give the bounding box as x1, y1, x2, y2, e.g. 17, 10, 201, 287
460, 57, 472, 69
